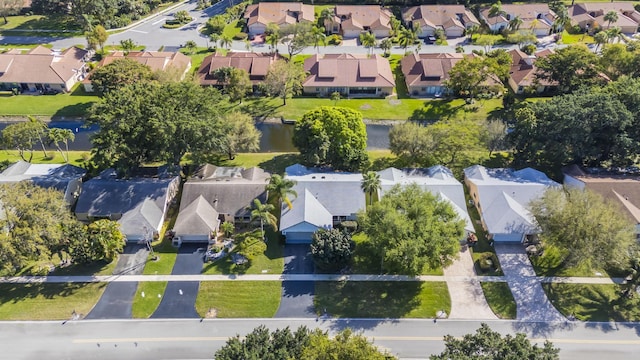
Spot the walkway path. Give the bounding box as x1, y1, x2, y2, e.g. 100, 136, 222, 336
495, 243, 566, 322
443, 247, 498, 320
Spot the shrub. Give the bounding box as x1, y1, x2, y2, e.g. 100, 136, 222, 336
233, 32, 248, 40
327, 34, 342, 45
338, 221, 358, 233
477, 253, 500, 273
521, 44, 536, 55
163, 22, 182, 29
311, 228, 354, 272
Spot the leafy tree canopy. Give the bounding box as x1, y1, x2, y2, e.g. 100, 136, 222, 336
311, 228, 354, 272
358, 184, 464, 275
90, 58, 155, 95
431, 323, 560, 359
535, 44, 604, 93
293, 106, 368, 171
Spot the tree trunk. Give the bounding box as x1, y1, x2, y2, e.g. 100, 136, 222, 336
64, 140, 70, 163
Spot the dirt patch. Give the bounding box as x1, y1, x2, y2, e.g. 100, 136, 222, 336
360, 104, 372, 110
206, 308, 217, 318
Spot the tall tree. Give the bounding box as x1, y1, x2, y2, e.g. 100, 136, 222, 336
389, 121, 432, 165
398, 24, 419, 51
359, 32, 377, 56
293, 106, 368, 171
226, 68, 252, 103
0, 0, 22, 24
604, 10, 619, 29
302, 328, 394, 360
445, 56, 503, 100
84, 219, 125, 263
535, 44, 603, 93
280, 22, 315, 59
90, 58, 154, 95
379, 38, 392, 56
266, 174, 297, 210
219, 111, 260, 160
119, 38, 136, 55
48, 128, 75, 163
85, 24, 108, 51
249, 198, 277, 236
530, 187, 635, 271
310, 25, 326, 53
431, 323, 560, 359
488, 1, 506, 18
310, 228, 354, 272
508, 15, 523, 31
1, 117, 49, 161
262, 60, 306, 105
361, 171, 381, 206
358, 184, 464, 275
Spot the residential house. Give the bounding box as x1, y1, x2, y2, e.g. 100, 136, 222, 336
280, 164, 366, 244
74, 169, 180, 242
563, 165, 640, 237
0, 46, 88, 93
400, 52, 464, 97
0, 161, 86, 206
402, 5, 480, 38
376, 166, 474, 235
480, 4, 557, 36
324, 5, 393, 38
569, 2, 640, 34
508, 48, 557, 94
172, 195, 220, 244
83, 51, 191, 92
244, 2, 314, 36
197, 52, 280, 91
303, 54, 394, 97
464, 165, 559, 243
178, 165, 270, 227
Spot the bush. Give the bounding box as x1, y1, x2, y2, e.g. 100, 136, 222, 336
311, 228, 354, 272
327, 34, 342, 45
338, 221, 358, 233
521, 44, 537, 55
206, 14, 227, 34
233, 32, 248, 40
162, 23, 182, 29
477, 253, 500, 273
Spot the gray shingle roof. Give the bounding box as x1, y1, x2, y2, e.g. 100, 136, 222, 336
173, 195, 220, 236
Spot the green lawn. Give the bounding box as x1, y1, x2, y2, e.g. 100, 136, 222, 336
471, 34, 506, 46
351, 233, 443, 275
202, 228, 284, 275
0, 282, 106, 320
543, 283, 640, 322
480, 282, 516, 319
142, 201, 180, 275
131, 281, 168, 318
182, 47, 217, 75
529, 244, 606, 277
315, 281, 450, 318
50, 258, 118, 276
195, 281, 282, 317
0, 151, 91, 168
560, 30, 595, 44
0, 85, 97, 116
222, 19, 242, 39
0, 15, 79, 31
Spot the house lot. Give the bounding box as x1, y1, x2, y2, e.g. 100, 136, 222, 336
197, 52, 280, 91
244, 2, 314, 36
0, 45, 88, 93
569, 2, 640, 34
323, 5, 393, 38
464, 165, 559, 243
507, 48, 557, 94
400, 52, 464, 97
480, 4, 557, 36
402, 5, 479, 38
280, 164, 365, 244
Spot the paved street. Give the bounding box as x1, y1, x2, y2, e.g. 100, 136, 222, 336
1, 318, 639, 360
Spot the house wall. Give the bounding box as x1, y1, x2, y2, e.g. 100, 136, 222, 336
408, 85, 447, 97
304, 86, 392, 97
248, 23, 267, 36
419, 25, 435, 37
342, 28, 362, 38
444, 26, 465, 38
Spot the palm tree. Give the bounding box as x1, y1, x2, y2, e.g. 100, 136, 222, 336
210, 33, 220, 50
379, 38, 392, 56
488, 1, 506, 18
508, 16, 523, 31
120, 38, 136, 55
466, 24, 479, 42
606, 27, 622, 43
604, 10, 618, 29
266, 174, 297, 210
361, 171, 381, 206
48, 128, 75, 163
552, 5, 570, 33
220, 221, 235, 238
220, 34, 232, 49
249, 199, 278, 237
318, 7, 333, 31
310, 25, 326, 53
399, 25, 418, 51
359, 31, 377, 55
593, 31, 608, 51
184, 40, 197, 54
266, 32, 280, 53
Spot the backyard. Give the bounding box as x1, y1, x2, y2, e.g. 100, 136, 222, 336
0, 85, 97, 117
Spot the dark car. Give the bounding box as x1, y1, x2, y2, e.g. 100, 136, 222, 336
424, 36, 437, 44
42, 88, 60, 95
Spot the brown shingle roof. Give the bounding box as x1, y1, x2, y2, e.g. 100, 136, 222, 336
197, 52, 281, 86
400, 53, 464, 87
303, 54, 394, 88
480, 4, 556, 29
508, 49, 555, 88
244, 2, 314, 27
334, 5, 393, 32
0, 46, 87, 87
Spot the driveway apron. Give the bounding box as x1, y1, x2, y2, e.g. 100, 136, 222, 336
275, 244, 316, 318
151, 244, 205, 318
494, 243, 566, 322
86, 244, 148, 319
444, 247, 498, 320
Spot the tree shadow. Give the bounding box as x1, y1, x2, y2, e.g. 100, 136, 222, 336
511, 319, 577, 338
239, 97, 282, 120
52, 102, 94, 118
408, 100, 462, 122
258, 153, 301, 174
49, 259, 113, 276
0, 282, 102, 303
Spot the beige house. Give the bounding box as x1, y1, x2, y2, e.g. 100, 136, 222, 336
569, 2, 640, 34
197, 52, 280, 90
0, 46, 88, 93
83, 51, 191, 92
480, 4, 557, 36
401, 53, 464, 97
303, 54, 394, 97
508, 49, 557, 94
324, 5, 393, 38
244, 2, 314, 36
402, 5, 480, 38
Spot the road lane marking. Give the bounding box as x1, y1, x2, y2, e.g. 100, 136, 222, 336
73, 336, 640, 345
152, 17, 167, 26
129, 30, 148, 34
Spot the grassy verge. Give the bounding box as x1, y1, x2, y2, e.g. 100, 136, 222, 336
0, 14, 79, 31
50, 258, 117, 276
142, 201, 180, 275
529, 244, 605, 277
0, 150, 90, 166
222, 19, 242, 39
0, 85, 97, 116
543, 283, 640, 322
480, 282, 516, 319
0, 282, 106, 320
351, 233, 443, 275
202, 228, 284, 275
315, 281, 450, 318
560, 30, 594, 44
131, 281, 168, 318
195, 281, 281, 317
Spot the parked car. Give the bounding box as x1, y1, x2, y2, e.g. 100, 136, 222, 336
41, 88, 60, 95
424, 36, 437, 44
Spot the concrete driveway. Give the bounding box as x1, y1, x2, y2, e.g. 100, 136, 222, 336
495, 243, 566, 322
85, 244, 148, 319
151, 244, 205, 318
275, 244, 316, 318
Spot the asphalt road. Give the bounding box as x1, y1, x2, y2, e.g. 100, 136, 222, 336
2, 318, 640, 360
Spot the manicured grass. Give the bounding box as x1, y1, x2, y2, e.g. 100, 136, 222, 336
142, 204, 180, 275
480, 282, 516, 319
182, 47, 216, 75
560, 30, 595, 44
528, 244, 605, 277
50, 259, 118, 276
471, 34, 506, 46
237, 97, 503, 121
314, 5, 333, 18
0, 85, 97, 116
315, 281, 450, 318
187, 152, 300, 175
0, 15, 79, 31
0, 44, 53, 51
0, 150, 91, 166
131, 281, 168, 318
222, 19, 242, 39
195, 281, 282, 317
351, 233, 444, 275
387, 54, 408, 98
0, 282, 106, 320
543, 283, 640, 322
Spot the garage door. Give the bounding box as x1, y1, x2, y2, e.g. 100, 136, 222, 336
492, 233, 524, 243
284, 232, 314, 244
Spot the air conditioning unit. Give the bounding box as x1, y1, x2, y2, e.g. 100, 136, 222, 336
172, 236, 182, 247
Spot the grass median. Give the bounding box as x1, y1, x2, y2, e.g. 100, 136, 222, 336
480, 282, 516, 319
0, 282, 106, 320
314, 281, 450, 318
132, 281, 168, 318
195, 281, 282, 318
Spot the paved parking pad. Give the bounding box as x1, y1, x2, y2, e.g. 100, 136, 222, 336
275, 245, 316, 318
